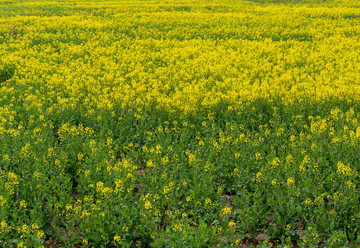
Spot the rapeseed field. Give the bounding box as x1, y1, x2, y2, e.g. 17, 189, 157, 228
1, 0, 360, 247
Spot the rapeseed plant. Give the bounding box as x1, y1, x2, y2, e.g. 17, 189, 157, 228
1, 0, 360, 247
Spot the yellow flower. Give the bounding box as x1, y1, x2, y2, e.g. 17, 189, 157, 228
114, 235, 121, 243
0, 196, 7, 206
37, 230, 45, 239
255, 152, 262, 161
337, 161, 353, 176
22, 224, 28, 234
144, 200, 152, 210
221, 206, 231, 216
286, 177, 295, 187
347, 180, 355, 189
229, 220, 236, 228
0, 221, 9, 234
255, 172, 265, 183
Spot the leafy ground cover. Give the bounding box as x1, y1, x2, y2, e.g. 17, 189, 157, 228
1, 0, 360, 247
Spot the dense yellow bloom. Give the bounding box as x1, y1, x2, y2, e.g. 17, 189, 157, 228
1, 0, 360, 247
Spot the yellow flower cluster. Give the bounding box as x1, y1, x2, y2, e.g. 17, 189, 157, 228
336, 161, 353, 176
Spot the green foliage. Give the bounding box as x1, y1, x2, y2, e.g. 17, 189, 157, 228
0, 63, 15, 83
